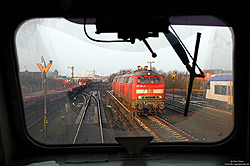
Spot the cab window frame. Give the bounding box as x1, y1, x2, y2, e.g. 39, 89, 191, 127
5, 15, 239, 152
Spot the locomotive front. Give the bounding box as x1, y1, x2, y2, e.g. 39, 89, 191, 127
133, 70, 166, 115
112, 66, 166, 116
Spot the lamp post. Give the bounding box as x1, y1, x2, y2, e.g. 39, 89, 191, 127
147, 61, 155, 70
68, 66, 74, 85
37, 56, 52, 139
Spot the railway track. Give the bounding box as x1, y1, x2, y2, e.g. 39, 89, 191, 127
73, 88, 104, 144
161, 100, 234, 142
166, 93, 233, 113
62, 84, 233, 144
165, 100, 232, 131
25, 97, 68, 129
105, 86, 195, 143
105, 89, 147, 136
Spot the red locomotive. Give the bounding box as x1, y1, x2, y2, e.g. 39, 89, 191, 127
113, 66, 165, 115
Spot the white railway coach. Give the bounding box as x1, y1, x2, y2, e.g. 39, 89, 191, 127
205, 73, 233, 106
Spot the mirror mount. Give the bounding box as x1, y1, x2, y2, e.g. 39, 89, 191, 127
94, 16, 169, 57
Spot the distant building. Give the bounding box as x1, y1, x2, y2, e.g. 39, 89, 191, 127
53, 69, 59, 78
23, 70, 42, 77
22, 69, 59, 79
196, 69, 232, 80
47, 69, 59, 78
82, 71, 108, 78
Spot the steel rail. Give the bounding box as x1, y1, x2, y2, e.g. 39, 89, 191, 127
82, 90, 104, 143
72, 92, 91, 144
95, 91, 104, 143
105, 88, 143, 135
27, 100, 65, 129
166, 92, 233, 115
165, 103, 228, 131
166, 102, 230, 126
153, 115, 197, 141
136, 116, 168, 142
106, 88, 191, 142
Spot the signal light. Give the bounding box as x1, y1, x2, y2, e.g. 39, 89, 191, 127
137, 66, 142, 70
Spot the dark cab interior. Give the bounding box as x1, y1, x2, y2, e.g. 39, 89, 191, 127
0, 0, 249, 165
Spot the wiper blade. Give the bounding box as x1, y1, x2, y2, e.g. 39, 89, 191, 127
184, 33, 202, 116
164, 30, 204, 116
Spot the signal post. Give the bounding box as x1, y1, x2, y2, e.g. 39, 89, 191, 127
171, 72, 176, 100
37, 56, 52, 139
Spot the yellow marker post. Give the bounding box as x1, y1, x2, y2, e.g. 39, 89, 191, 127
171, 73, 176, 78
171, 73, 177, 100
37, 58, 52, 139
37, 63, 51, 74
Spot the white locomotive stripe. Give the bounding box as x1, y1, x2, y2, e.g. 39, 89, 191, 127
136, 89, 148, 94
153, 89, 164, 93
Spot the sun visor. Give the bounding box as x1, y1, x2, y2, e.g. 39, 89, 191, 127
169, 16, 228, 26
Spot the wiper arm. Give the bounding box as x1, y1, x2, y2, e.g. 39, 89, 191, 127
164, 31, 204, 116
142, 38, 157, 58
164, 32, 192, 72
169, 25, 205, 75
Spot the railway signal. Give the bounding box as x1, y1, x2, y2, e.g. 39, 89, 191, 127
171, 72, 177, 100
37, 56, 52, 139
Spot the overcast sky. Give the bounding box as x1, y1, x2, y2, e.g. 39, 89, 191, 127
15, 18, 233, 76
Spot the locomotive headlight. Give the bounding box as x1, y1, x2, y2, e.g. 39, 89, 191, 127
157, 95, 162, 99
138, 95, 145, 99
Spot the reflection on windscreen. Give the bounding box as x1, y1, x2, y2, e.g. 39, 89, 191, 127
15, 17, 234, 144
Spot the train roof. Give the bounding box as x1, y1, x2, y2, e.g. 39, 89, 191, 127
116, 70, 161, 77
208, 73, 233, 81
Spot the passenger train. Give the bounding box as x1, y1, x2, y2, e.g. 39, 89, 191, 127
205, 73, 233, 108
113, 66, 165, 115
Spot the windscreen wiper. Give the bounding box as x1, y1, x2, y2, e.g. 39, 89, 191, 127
164, 31, 204, 116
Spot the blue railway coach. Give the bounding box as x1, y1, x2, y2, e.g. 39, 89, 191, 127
205, 73, 233, 106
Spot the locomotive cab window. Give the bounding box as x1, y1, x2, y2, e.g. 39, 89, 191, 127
150, 77, 162, 84
137, 77, 149, 84
15, 16, 234, 145
129, 77, 134, 84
